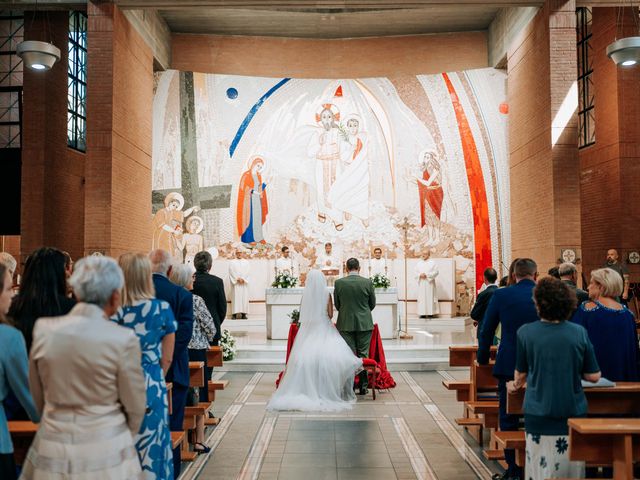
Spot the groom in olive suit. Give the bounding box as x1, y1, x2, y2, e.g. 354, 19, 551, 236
334, 257, 376, 395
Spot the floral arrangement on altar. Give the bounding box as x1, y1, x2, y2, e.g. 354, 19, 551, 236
288, 309, 300, 324
220, 329, 237, 361
371, 273, 391, 290
272, 272, 298, 289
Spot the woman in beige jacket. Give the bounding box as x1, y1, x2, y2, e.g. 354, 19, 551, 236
21, 256, 146, 479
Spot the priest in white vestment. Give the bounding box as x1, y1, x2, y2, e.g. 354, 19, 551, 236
315, 242, 341, 286
275, 245, 296, 277
229, 249, 250, 319
369, 247, 388, 278
415, 251, 439, 317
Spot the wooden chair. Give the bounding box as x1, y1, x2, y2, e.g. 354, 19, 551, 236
362, 358, 379, 400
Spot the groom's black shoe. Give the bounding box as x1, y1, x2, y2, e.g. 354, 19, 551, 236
358, 386, 369, 396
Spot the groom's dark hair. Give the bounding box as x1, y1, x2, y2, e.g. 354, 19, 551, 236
346, 258, 360, 272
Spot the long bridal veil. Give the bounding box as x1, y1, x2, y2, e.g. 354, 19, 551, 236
267, 270, 362, 411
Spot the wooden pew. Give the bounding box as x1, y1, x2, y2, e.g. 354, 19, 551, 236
507, 382, 640, 416
188, 361, 205, 388
8, 421, 38, 465
208, 380, 229, 403
448, 345, 497, 367
167, 382, 173, 415
455, 362, 499, 445
569, 418, 640, 480
206, 346, 223, 368
502, 383, 640, 472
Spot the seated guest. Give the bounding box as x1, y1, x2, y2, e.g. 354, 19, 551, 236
0, 263, 39, 480
572, 267, 639, 381
509, 277, 600, 480
21, 256, 146, 479
149, 249, 193, 478
170, 263, 215, 453
479, 258, 539, 480
558, 262, 589, 305
9, 247, 75, 352
470, 267, 498, 336
114, 253, 177, 479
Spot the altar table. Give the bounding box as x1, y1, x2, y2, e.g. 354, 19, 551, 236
266, 287, 398, 340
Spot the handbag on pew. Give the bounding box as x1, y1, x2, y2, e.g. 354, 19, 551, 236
186, 386, 199, 407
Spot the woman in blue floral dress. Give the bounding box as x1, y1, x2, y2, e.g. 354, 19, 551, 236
114, 253, 177, 479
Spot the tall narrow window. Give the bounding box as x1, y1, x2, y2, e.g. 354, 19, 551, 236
0, 11, 24, 149
68, 11, 86, 152
577, 7, 595, 148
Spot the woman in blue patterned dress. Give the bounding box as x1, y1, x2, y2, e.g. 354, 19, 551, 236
113, 253, 177, 479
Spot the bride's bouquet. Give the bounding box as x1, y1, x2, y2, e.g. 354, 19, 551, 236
272, 272, 298, 289
371, 273, 391, 289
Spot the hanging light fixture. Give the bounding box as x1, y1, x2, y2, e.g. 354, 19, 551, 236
16, 0, 61, 71
607, 2, 640, 67
17, 40, 60, 71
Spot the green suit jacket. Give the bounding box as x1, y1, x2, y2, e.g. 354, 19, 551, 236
334, 273, 376, 332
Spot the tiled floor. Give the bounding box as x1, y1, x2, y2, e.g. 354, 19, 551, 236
182, 369, 501, 480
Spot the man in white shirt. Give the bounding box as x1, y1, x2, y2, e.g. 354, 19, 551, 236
369, 247, 387, 278
275, 245, 296, 277
229, 249, 250, 319
415, 251, 439, 318
316, 242, 341, 286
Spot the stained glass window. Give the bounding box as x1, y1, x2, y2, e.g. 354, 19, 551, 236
67, 10, 86, 152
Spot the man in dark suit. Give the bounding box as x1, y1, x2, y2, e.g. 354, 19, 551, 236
478, 258, 539, 480
192, 251, 226, 347
470, 267, 498, 338
334, 258, 376, 395
558, 262, 589, 305
149, 249, 194, 479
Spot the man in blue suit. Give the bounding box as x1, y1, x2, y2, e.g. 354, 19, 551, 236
149, 249, 194, 479
478, 258, 539, 480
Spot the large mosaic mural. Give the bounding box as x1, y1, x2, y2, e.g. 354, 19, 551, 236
152, 69, 509, 292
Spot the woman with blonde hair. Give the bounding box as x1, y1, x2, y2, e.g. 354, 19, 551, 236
113, 252, 177, 479
572, 267, 639, 381
169, 263, 216, 453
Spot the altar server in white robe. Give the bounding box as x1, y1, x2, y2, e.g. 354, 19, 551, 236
229, 249, 250, 319
369, 247, 388, 278
316, 242, 341, 286
275, 245, 296, 276
415, 251, 439, 317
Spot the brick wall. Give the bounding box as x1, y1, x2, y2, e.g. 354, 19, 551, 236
21, 12, 85, 266
579, 7, 640, 279
171, 32, 488, 78
85, 1, 153, 258
507, 0, 581, 275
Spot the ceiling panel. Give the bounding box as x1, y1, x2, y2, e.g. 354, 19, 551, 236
159, 6, 502, 37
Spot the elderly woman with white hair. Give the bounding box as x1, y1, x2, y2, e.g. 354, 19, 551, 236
169, 263, 216, 453
21, 255, 147, 479
572, 267, 639, 381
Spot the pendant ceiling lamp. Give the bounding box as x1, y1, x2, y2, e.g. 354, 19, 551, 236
16, 0, 61, 71
607, 2, 640, 67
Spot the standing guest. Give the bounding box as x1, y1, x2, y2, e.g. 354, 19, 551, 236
558, 262, 589, 305
62, 251, 74, 298
547, 266, 560, 279
21, 256, 146, 479
509, 277, 600, 480
603, 249, 631, 305
572, 267, 639, 381
415, 250, 439, 318
0, 253, 17, 280
193, 251, 226, 346
149, 249, 193, 479
170, 263, 216, 454
478, 258, 540, 480
113, 253, 176, 479
229, 249, 250, 319
9, 247, 75, 352
470, 267, 498, 336
0, 263, 39, 480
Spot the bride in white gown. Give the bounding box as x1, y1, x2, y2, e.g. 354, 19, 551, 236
267, 270, 363, 412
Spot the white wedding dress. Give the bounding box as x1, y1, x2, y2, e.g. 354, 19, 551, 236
267, 270, 362, 412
